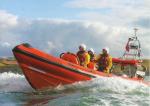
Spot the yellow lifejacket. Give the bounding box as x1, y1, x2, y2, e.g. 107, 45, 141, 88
97, 54, 112, 73
77, 51, 90, 67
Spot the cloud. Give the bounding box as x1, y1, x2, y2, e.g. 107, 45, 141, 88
47, 41, 56, 50
66, 0, 148, 10
0, 10, 18, 29
1, 42, 11, 48
0, 11, 149, 58
133, 18, 150, 28
66, 0, 150, 27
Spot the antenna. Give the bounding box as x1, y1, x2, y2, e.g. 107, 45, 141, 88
134, 28, 138, 37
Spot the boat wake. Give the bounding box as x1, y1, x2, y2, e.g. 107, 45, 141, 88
0, 72, 149, 95
55, 76, 149, 95
0, 72, 149, 106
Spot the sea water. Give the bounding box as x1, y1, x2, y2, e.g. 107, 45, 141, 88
0, 72, 149, 106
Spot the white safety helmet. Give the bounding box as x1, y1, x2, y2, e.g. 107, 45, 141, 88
103, 47, 109, 53
79, 43, 86, 51
89, 48, 95, 53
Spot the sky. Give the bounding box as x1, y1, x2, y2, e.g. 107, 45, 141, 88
0, 0, 150, 58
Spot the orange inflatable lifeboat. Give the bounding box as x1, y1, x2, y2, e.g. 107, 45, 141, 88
12, 43, 149, 90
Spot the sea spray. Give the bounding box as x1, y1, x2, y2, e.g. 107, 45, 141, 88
0, 72, 33, 92
46, 76, 150, 106
0, 72, 149, 106
0, 72, 149, 94
42, 75, 150, 96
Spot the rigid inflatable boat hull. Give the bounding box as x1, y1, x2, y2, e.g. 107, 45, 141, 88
13, 44, 98, 89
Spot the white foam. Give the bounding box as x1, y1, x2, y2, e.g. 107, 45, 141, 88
0, 72, 149, 94
0, 72, 33, 92
94, 77, 149, 93
60, 76, 150, 94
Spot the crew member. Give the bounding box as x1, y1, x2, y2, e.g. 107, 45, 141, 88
88, 48, 96, 62
87, 48, 97, 70
77, 44, 90, 67
96, 47, 112, 73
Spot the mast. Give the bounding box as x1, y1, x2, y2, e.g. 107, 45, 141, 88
123, 28, 141, 60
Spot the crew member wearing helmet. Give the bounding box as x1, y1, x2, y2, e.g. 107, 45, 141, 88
87, 48, 97, 70
77, 44, 90, 67
96, 47, 112, 73
88, 48, 96, 62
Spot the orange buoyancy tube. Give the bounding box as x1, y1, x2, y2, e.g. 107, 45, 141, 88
60, 52, 80, 65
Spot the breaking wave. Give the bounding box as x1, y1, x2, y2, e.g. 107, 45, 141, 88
0, 72, 32, 92
0, 72, 149, 106
54, 76, 149, 94
0, 72, 149, 94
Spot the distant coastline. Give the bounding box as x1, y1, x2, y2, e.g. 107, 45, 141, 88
0, 57, 22, 74
0, 57, 17, 66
